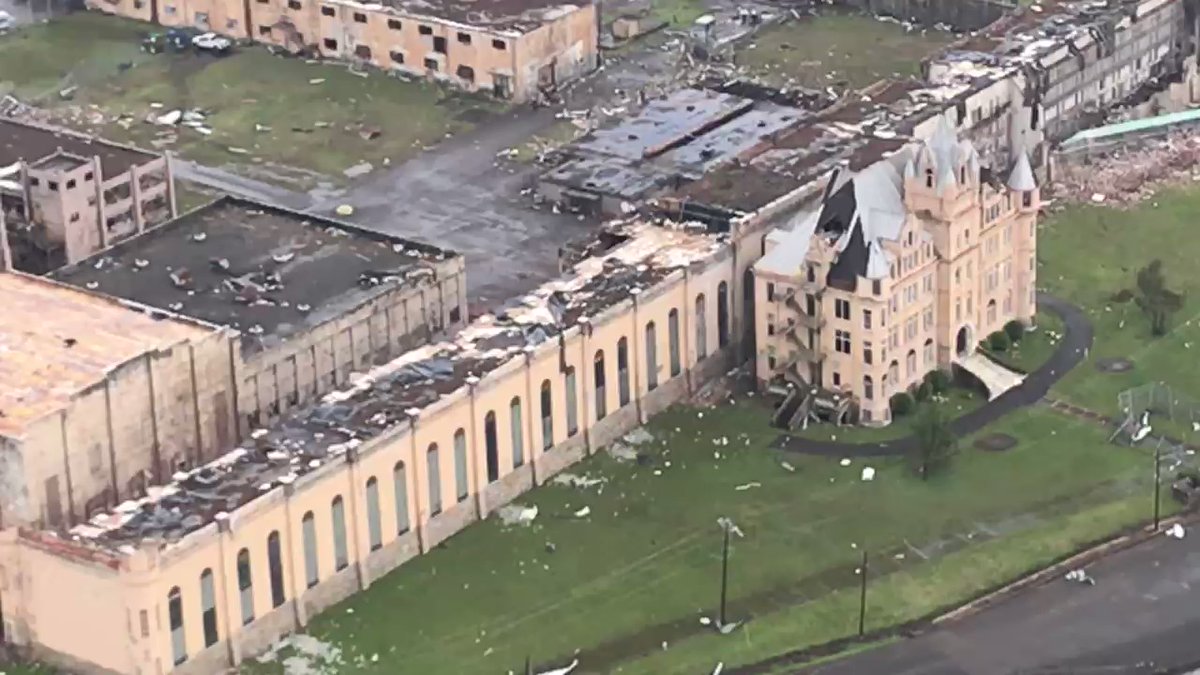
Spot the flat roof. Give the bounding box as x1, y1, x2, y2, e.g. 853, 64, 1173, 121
0, 273, 216, 439
575, 89, 753, 161
51, 196, 458, 354
381, 0, 586, 33
0, 119, 157, 176
65, 220, 725, 552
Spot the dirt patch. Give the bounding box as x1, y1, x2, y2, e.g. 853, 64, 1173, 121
1096, 357, 1135, 373
974, 433, 1018, 453
455, 105, 498, 124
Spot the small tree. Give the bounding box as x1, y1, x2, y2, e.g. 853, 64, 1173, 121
890, 392, 915, 417
1134, 259, 1185, 337
988, 331, 1011, 352
908, 405, 957, 481
1004, 320, 1025, 343
924, 369, 951, 395
914, 381, 932, 402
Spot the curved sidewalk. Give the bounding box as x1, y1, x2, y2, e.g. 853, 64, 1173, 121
771, 294, 1094, 458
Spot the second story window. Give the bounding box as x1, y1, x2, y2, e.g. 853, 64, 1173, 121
835, 298, 850, 320
835, 330, 851, 354
863, 309, 872, 330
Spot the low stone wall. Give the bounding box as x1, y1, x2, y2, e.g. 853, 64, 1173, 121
425, 499, 477, 548
237, 601, 297, 664
365, 530, 421, 580
303, 564, 360, 618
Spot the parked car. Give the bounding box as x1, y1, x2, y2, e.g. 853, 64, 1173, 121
192, 32, 233, 54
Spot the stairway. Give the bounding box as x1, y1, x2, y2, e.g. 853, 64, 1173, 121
958, 352, 1025, 400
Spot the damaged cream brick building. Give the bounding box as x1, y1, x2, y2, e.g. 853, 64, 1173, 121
87, 0, 599, 101
752, 119, 1039, 426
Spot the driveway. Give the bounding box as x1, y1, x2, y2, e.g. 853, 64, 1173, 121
798, 529, 1200, 675
773, 294, 1095, 458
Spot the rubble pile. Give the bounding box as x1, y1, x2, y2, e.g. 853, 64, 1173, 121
1051, 131, 1200, 207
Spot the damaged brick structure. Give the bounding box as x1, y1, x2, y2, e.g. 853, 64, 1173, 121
86, 0, 599, 102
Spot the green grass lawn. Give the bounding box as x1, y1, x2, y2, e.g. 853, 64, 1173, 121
982, 311, 1064, 374
243, 402, 1150, 675
790, 386, 983, 444
1040, 187, 1200, 423
736, 14, 954, 91
0, 14, 495, 186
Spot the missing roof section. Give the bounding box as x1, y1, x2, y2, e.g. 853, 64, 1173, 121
51, 196, 459, 354
0, 119, 156, 176
379, 0, 586, 34
61, 219, 725, 555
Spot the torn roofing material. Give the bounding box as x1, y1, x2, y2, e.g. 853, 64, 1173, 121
50, 196, 458, 354
377, 0, 586, 34
62, 219, 725, 554
0, 272, 217, 439
0, 118, 156, 176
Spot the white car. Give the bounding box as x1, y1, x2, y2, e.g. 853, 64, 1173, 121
192, 32, 232, 52
0, 11, 15, 31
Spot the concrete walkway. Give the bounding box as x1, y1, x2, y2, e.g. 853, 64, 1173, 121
958, 351, 1024, 400
773, 294, 1094, 458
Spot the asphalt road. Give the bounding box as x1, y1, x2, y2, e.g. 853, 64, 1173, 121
803, 529, 1200, 675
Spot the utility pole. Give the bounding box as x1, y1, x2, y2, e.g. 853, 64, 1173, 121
719, 523, 731, 628
1153, 442, 1163, 531
858, 549, 869, 636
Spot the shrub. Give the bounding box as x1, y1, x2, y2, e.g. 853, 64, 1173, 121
1110, 288, 1134, 303
1004, 319, 1025, 343
924, 369, 951, 394
988, 331, 1011, 352
914, 382, 932, 402
890, 392, 915, 417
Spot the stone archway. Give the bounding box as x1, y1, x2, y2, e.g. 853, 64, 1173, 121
956, 324, 974, 358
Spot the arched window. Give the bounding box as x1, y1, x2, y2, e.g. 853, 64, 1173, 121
924, 338, 934, 366
717, 282, 730, 348
564, 368, 578, 436
616, 338, 630, 406
889, 360, 899, 385
987, 299, 997, 325
594, 350, 608, 419
695, 294, 708, 361
331, 496, 348, 570
863, 375, 874, 400
199, 568, 218, 647
645, 321, 658, 390
540, 380, 553, 451
453, 429, 469, 502
168, 586, 186, 665
668, 309, 681, 376
510, 397, 524, 468
301, 511, 318, 587
925, 168, 934, 188
906, 349, 917, 377
237, 548, 254, 625
484, 411, 499, 482
393, 462, 410, 534
365, 477, 382, 551
267, 531, 285, 608
426, 445, 442, 516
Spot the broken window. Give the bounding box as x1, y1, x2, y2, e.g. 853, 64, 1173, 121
393, 462, 410, 533
457, 31, 471, 44
354, 44, 371, 60
387, 18, 402, 30
492, 38, 506, 50
454, 429, 469, 501
645, 321, 658, 391
65, 178, 76, 190
48, 181, 58, 192
426, 445, 441, 515
168, 587, 186, 665
594, 350, 608, 420
616, 338, 630, 407
564, 368, 578, 437
301, 511, 319, 587
29, 177, 39, 186
200, 569, 218, 647
456, 65, 475, 82
323, 37, 338, 50
331, 496, 348, 569
424, 57, 438, 71
484, 412, 499, 482
237, 549, 254, 625
418, 24, 432, 35
540, 381, 553, 450
258, 25, 271, 36
267, 531, 285, 608
449, 305, 461, 323
320, 4, 333, 15
668, 309, 681, 377
390, 50, 405, 64
353, 11, 366, 22
83, 171, 93, 182
510, 397, 525, 468
365, 477, 382, 551
433, 36, 446, 53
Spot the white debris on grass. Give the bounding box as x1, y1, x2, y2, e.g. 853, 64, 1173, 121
839, 458, 852, 467
861, 467, 876, 481
780, 461, 796, 473
551, 472, 606, 490
498, 504, 539, 527
537, 658, 580, 675
623, 427, 655, 445
1167, 523, 1186, 539
573, 506, 591, 518
734, 482, 761, 491
257, 634, 344, 675
607, 442, 639, 462
717, 517, 744, 538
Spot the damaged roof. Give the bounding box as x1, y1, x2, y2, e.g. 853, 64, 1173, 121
0, 272, 217, 439
61, 219, 725, 554
369, 0, 586, 34
0, 119, 157, 176
51, 196, 457, 354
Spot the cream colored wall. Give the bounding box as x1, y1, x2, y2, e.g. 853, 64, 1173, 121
8, 241, 738, 674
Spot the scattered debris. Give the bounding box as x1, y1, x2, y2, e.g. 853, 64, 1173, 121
309, 78, 326, 85
780, 461, 796, 473
1166, 523, 1186, 539
497, 504, 538, 527
335, 204, 355, 217
343, 162, 373, 178
839, 458, 851, 467
551, 472, 606, 490
734, 481, 761, 491
607, 442, 639, 462
573, 506, 591, 518
861, 467, 876, 481
1064, 569, 1096, 585
623, 427, 655, 445
537, 659, 580, 675
717, 516, 744, 538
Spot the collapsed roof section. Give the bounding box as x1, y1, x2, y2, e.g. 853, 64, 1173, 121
58, 219, 725, 554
